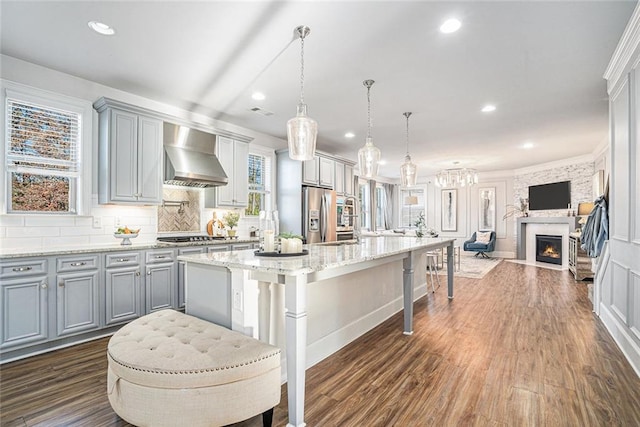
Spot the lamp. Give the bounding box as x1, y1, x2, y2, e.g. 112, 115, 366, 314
435, 168, 478, 188
287, 25, 317, 161
577, 202, 594, 216
400, 112, 417, 187
358, 79, 381, 178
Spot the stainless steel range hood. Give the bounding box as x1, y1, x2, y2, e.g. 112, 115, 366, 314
163, 122, 228, 188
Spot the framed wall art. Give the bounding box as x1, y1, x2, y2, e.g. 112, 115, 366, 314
478, 187, 496, 231
441, 189, 457, 231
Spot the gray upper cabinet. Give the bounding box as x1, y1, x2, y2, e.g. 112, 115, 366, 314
55, 255, 100, 337
302, 157, 320, 185
213, 136, 249, 207
0, 259, 49, 349
335, 163, 345, 195
302, 155, 335, 188
344, 164, 355, 196
95, 98, 163, 205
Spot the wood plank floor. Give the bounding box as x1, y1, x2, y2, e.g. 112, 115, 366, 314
2, 260, 640, 426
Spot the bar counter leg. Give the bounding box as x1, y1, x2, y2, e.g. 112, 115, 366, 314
447, 243, 454, 299
285, 274, 308, 427
402, 252, 415, 335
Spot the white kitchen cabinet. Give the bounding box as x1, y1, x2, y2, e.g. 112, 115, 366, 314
302, 155, 335, 188
104, 252, 142, 325
335, 162, 345, 195
344, 164, 355, 196
214, 136, 249, 207
95, 98, 163, 205
145, 250, 176, 313
0, 259, 49, 349
55, 255, 100, 337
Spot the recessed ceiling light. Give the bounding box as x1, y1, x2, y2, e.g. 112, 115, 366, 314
345, 132, 355, 138
88, 21, 115, 36
440, 18, 461, 34
252, 92, 265, 101
481, 105, 496, 113
378, 160, 387, 166
523, 142, 534, 149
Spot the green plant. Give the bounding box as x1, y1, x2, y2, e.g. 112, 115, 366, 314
223, 211, 240, 229
414, 211, 426, 237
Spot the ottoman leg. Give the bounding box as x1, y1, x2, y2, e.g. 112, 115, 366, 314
262, 407, 274, 427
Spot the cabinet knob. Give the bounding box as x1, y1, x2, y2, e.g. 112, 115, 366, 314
70, 262, 86, 267
116, 258, 130, 263
147, 270, 151, 275
136, 271, 140, 277
13, 266, 32, 272
59, 282, 65, 287
41, 282, 48, 289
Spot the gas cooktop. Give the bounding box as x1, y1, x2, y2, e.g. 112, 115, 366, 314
157, 235, 228, 243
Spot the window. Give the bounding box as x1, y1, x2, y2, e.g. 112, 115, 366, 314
358, 180, 370, 230
3, 83, 90, 214
375, 184, 387, 230
400, 188, 425, 228
245, 152, 272, 216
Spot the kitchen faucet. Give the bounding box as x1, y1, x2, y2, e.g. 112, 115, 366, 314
343, 195, 361, 243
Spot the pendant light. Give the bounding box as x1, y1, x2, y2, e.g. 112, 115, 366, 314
358, 79, 381, 178
400, 112, 417, 187
287, 25, 317, 161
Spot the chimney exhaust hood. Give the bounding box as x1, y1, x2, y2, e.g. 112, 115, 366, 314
163, 122, 228, 188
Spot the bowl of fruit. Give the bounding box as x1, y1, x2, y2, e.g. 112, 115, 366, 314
114, 227, 140, 246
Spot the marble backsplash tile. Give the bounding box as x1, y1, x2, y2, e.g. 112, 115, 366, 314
158, 188, 200, 232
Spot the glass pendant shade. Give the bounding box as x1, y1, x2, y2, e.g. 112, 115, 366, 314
287, 103, 317, 161
358, 137, 381, 178
400, 154, 417, 187
435, 168, 478, 188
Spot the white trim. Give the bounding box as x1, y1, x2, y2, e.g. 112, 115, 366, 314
1, 79, 93, 216
513, 153, 595, 176
599, 303, 640, 379
605, 3, 640, 94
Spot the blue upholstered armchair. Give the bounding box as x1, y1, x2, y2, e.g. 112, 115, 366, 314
463, 231, 496, 258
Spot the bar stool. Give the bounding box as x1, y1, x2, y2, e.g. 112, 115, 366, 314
425, 252, 441, 293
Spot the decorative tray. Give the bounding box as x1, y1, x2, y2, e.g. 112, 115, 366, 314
254, 250, 309, 257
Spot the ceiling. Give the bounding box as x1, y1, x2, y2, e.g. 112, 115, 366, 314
0, 1, 635, 180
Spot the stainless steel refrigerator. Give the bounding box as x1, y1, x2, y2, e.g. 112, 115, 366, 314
303, 186, 337, 244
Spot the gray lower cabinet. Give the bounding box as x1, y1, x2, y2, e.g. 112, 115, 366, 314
0, 259, 49, 349
145, 250, 176, 313
56, 255, 100, 337
105, 252, 142, 326
178, 247, 205, 309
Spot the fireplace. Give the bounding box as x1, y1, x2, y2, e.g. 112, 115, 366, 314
536, 234, 562, 265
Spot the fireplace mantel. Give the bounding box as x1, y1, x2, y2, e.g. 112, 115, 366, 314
516, 217, 579, 260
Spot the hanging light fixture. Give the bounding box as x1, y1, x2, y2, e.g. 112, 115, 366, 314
358, 79, 381, 178
400, 112, 417, 187
287, 25, 317, 161
434, 167, 478, 188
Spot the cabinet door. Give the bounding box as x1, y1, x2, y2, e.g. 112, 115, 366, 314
0, 276, 48, 348
146, 263, 175, 313
105, 266, 141, 325
56, 270, 100, 336
178, 247, 205, 309
137, 115, 163, 204
233, 140, 249, 206
208, 245, 232, 253
345, 164, 354, 196
302, 157, 319, 185
319, 157, 335, 188
110, 109, 138, 202
216, 136, 235, 206
335, 162, 345, 195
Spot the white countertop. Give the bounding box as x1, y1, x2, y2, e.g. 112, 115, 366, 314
178, 236, 455, 276
0, 238, 259, 259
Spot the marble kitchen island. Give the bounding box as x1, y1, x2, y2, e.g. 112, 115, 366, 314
179, 236, 456, 427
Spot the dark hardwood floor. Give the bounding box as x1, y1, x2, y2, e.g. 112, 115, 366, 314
2, 261, 640, 426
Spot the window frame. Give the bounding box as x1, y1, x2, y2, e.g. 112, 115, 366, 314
245, 145, 275, 217
1, 80, 92, 215
399, 187, 426, 229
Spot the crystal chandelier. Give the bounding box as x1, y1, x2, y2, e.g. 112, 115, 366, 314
400, 112, 417, 187
358, 79, 381, 178
435, 168, 478, 188
287, 26, 317, 161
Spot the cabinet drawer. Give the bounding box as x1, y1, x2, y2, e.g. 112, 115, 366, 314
105, 252, 140, 268
145, 250, 175, 264
57, 255, 99, 272
0, 259, 48, 279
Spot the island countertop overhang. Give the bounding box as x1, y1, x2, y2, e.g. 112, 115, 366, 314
177, 236, 456, 277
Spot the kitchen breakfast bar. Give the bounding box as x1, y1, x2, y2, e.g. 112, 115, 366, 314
179, 236, 456, 427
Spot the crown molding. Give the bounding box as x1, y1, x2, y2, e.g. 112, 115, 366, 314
513, 154, 595, 176
604, 3, 640, 93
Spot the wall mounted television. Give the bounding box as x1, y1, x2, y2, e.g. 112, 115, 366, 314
528, 181, 571, 210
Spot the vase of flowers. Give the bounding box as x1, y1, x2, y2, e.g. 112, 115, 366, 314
503, 198, 529, 220
414, 211, 426, 237
223, 211, 240, 237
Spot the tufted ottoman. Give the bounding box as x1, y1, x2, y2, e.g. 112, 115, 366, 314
107, 309, 281, 427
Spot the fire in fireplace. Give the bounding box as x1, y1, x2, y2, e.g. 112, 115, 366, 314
536, 234, 562, 265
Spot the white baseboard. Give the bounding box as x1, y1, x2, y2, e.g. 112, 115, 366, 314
279, 282, 429, 383
599, 304, 640, 379
491, 251, 516, 259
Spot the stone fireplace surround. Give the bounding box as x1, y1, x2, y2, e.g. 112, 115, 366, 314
516, 217, 579, 269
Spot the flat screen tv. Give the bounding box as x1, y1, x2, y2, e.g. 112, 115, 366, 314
528, 181, 571, 211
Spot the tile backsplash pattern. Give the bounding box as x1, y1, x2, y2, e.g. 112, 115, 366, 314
158, 188, 200, 232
